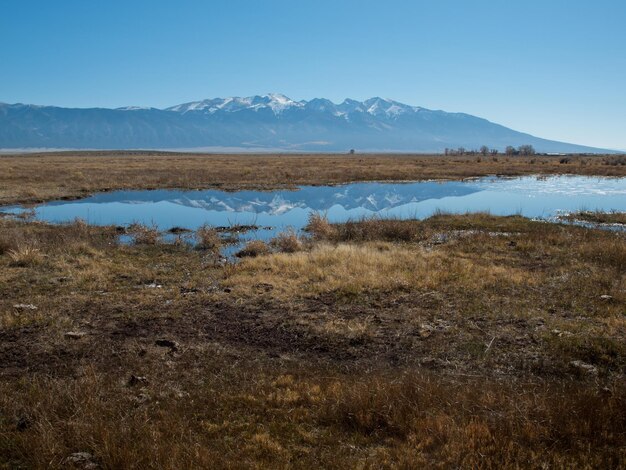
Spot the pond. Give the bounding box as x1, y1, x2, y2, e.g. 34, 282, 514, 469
3, 175, 625, 253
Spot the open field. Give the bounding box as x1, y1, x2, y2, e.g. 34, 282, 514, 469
1, 212, 625, 468
1, 151, 625, 206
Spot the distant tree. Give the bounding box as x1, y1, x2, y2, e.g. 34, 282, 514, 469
444, 148, 449, 156
490, 148, 499, 155
518, 145, 536, 156
349, 149, 355, 155
479, 145, 489, 156
457, 147, 466, 156
505, 146, 517, 156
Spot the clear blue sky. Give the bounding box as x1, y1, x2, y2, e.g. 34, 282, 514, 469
1, 0, 625, 150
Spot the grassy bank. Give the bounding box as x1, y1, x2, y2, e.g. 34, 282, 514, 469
1, 152, 625, 206
564, 210, 626, 225
1, 213, 625, 468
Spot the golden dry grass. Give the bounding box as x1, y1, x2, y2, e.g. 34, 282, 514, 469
7, 244, 44, 267
2, 367, 625, 469
224, 243, 535, 299
1, 214, 625, 468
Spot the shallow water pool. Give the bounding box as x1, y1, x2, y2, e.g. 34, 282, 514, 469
3, 175, 625, 252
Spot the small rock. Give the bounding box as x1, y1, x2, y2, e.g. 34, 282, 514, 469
134, 393, 150, 404
65, 331, 87, 339
127, 375, 148, 387
223, 287, 232, 293
65, 452, 99, 469
551, 329, 573, 337
570, 360, 598, 376
418, 324, 435, 338
507, 240, 517, 247
599, 295, 613, 301
144, 282, 162, 289
155, 338, 179, 351
13, 304, 37, 310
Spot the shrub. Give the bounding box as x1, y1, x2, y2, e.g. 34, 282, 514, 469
305, 213, 335, 239
604, 155, 626, 166
131, 224, 160, 245
270, 229, 303, 253
236, 240, 270, 258
196, 224, 221, 251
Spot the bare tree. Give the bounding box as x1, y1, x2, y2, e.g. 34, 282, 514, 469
518, 145, 536, 156
505, 146, 517, 156
479, 145, 489, 156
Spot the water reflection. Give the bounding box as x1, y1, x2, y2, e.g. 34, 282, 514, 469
3, 176, 625, 250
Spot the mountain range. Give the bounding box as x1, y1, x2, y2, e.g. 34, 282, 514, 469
0, 94, 612, 153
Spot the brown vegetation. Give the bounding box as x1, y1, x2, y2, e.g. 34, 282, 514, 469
269, 228, 304, 253
1, 151, 625, 206
236, 239, 270, 257
564, 210, 626, 225
129, 223, 161, 245
1, 213, 625, 468
196, 224, 222, 251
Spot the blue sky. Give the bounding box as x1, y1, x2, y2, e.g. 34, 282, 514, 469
1, 0, 625, 150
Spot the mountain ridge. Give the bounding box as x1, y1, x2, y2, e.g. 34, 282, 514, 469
0, 94, 615, 153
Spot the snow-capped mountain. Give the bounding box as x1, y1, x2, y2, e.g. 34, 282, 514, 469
0, 94, 613, 153
167, 94, 304, 114
165, 94, 417, 119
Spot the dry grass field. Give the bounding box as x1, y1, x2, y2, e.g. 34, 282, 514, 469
1, 151, 625, 205
1, 209, 625, 468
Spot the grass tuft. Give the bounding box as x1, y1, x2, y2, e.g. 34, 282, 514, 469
196, 224, 222, 251
270, 228, 303, 253
7, 244, 43, 267
236, 240, 270, 258
130, 224, 161, 245
305, 212, 335, 239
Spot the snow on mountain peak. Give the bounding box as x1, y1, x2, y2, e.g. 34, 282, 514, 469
261, 93, 303, 113
166, 95, 423, 118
